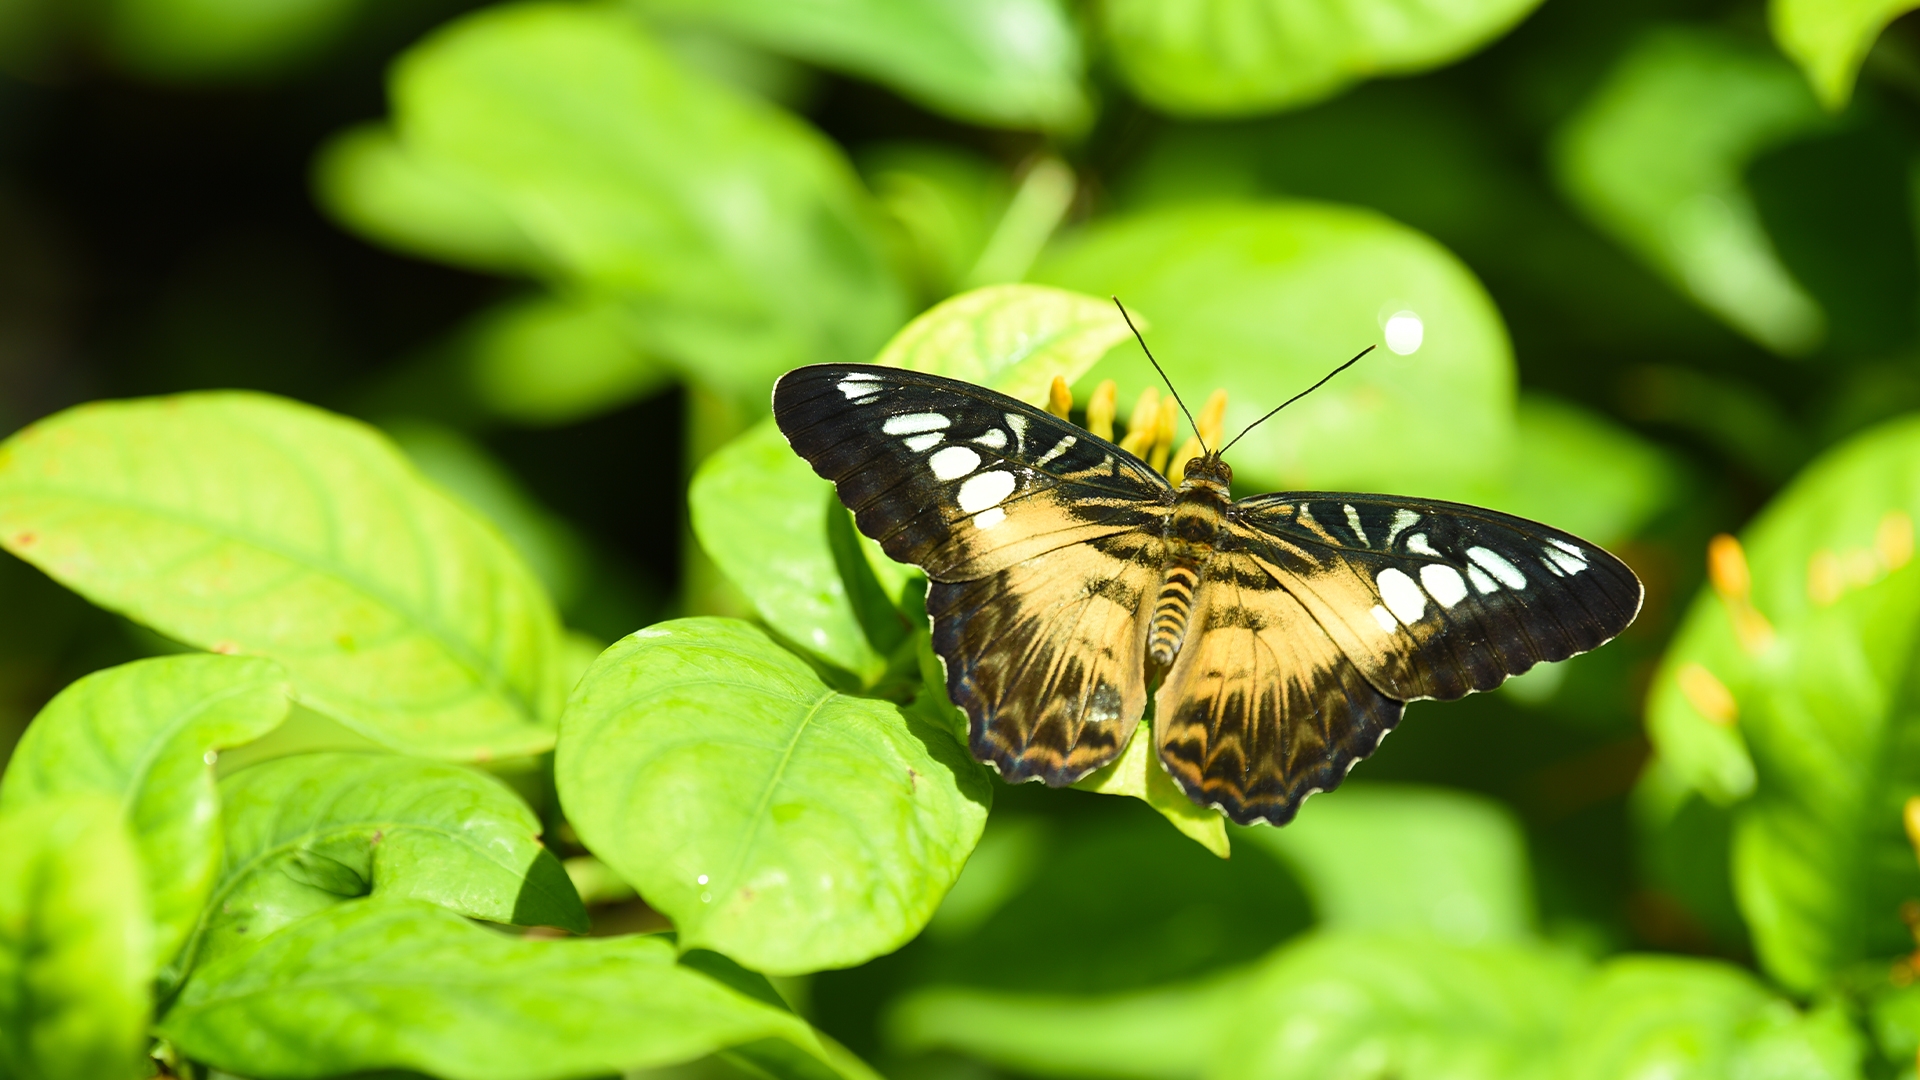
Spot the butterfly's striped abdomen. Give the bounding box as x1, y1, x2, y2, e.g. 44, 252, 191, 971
1149, 562, 1200, 667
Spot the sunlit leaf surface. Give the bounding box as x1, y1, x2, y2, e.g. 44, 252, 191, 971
0, 392, 567, 759
1034, 201, 1515, 498
1098, 0, 1545, 116
0, 795, 150, 1080
178, 751, 584, 978
1771, 0, 1920, 110
0, 655, 288, 970
1648, 415, 1920, 990
160, 899, 881, 1080
392, 2, 907, 398
636, 0, 1089, 132
557, 618, 990, 974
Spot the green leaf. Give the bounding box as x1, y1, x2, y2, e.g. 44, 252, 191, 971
556, 618, 990, 975
0, 795, 151, 1080
159, 899, 881, 1080
0, 655, 289, 971
1646, 415, 1920, 990
459, 293, 674, 427
1033, 202, 1515, 498
890, 971, 1249, 1080
635, 0, 1088, 132
312, 122, 539, 275
1557, 956, 1862, 1080
101, 0, 362, 82
1771, 0, 1919, 110
1248, 785, 1536, 943
862, 142, 1013, 302
1073, 723, 1230, 858
873, 284, 1138, 406
1212, 932, 1586, 1080
691, 284, 1128, 679
391, 2, 907, 398
692, 423, 899, 684
177, 751, 585, 979
1097, 0, 1546, 117
0, 391, 567, 759
1553, 29, 1827, 356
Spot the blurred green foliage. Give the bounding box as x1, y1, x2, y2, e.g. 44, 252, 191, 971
7, 0, 1920, 1076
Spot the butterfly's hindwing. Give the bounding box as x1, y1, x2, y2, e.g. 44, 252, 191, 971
930, 530, 1162, 785
773, 365, 1173, 582
1230, 494, 1644, 702
1154, 552, 1404, 826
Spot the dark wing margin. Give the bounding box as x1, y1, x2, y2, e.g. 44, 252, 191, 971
772, 364, 1173, 582
1153, 552, 1404, 826
773, 363, 1176, 783
1229, 493, 1644, 703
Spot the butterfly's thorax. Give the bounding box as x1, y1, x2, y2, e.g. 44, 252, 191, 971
1149, 459, 1233, 669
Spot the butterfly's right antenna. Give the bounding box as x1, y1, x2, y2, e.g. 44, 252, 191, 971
1217, 345, 1375, 457
1112, 297, 1206, 454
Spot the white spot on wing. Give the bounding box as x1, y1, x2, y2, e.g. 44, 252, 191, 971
1467, 565, 1498, 593
1547, 537, 1585, 558
1468, 547, 1527, 589
973, 429, 1008, 450
929, 445, 980, 480
903, 432, 943, 452
838, 379, 882, 401
1376, 568, 1427, 624
1407, 532, 1439, 557
1370, 605, 1397, 633
883, 412, 949, 435
1345, 505, 1369, 546
958, 470, 1016, 514
1385, 509, 1420, 546
1420, 564, 1469, 608
1544, 543, 1588, 574
839, 372, 881, 381
973, 506, 1006, 529
1034, 434, 1077, 467
1005, 413, 1028, 451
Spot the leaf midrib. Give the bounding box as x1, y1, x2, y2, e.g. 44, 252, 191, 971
1, 483, 540, 724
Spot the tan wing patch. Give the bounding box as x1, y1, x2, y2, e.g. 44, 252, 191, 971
929, 532, 1162, 786
1153, 553, 1404, 826
875, 471, 1163, 582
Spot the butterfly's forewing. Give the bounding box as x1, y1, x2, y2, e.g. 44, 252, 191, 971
773, 365, 1172, 580
1228, 494, 1644, 703
1153, 551, 1403, 826
773, 364, 1176, 783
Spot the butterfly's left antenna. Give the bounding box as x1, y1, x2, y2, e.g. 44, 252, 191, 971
1112, 297, 1206, 454
1217, 344, 1375, 457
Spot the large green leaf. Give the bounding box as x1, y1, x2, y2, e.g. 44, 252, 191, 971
175, 751, 585, 980
0, 392, 567, 759
690, 284, 1132, 681
1098, 0, 1545, 117
1213, 932, 1585, 1080
159, 899, 880, 1080
1771, 0, 1919, 110
1033, 202, 1514, 498
556, 618, 990, 974
1557, 956, 1861, 1080
391, 2, 907, 398
0, 795, 151, 1080
0, 655, 289, 970
1249, 785, 1535, 943
1553, 30, 1826, 356
312, 122, 538, 275
1647, 415, 1920, 990
1489, 394, 1684, 548
635, 0, 1088, 132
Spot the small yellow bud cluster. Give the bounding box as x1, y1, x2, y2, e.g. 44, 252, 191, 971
1045, 375, 1227, 485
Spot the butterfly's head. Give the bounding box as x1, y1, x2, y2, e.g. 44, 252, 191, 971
1178, 452, 1232, 495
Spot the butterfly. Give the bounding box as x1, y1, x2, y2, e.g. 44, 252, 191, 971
772, 361, 1643, 826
